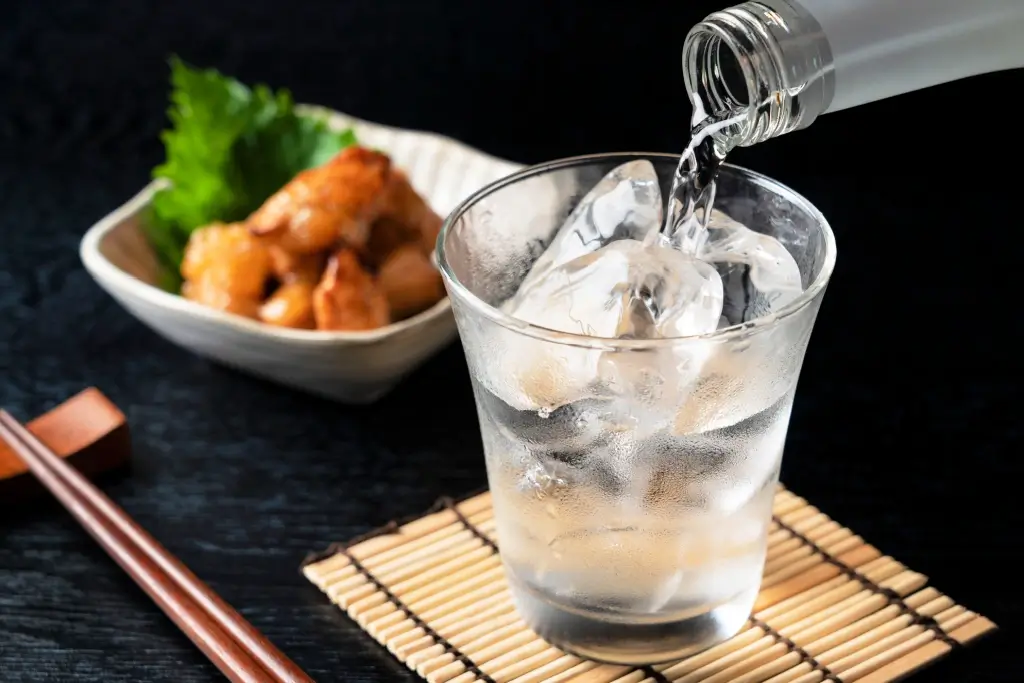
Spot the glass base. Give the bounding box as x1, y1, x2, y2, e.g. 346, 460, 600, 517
508, 573, 757, 665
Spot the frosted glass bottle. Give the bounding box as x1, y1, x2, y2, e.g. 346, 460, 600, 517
682, 0, 1024, 148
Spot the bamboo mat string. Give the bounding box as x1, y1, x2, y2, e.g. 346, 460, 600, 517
770, 513, 961, 649
339, 546, 498, 683
441, 496, 500, 553
748, 615, 842, 682
638, 665, 672, 683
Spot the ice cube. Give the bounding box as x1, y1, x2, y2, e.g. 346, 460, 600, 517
507, 243, 647, 338
700, 209, 803, 318
509, 160, 663, 304
499, 238, 723, 423
518, 459, 572, 502
508, 239, 723, 339
478, 388, 612, 456
650, 249, 726, 338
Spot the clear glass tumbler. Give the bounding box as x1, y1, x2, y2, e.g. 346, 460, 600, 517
437, 153, 836, 665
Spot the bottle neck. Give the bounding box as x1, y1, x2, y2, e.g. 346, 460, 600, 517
683, 0, 834, 149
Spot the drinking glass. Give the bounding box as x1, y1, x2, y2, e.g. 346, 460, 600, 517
437, 153, 836, 664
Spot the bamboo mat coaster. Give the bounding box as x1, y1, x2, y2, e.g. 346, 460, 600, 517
302, 486, 996, 683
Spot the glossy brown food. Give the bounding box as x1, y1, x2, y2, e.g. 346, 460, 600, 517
259, 282, 317, 329
268, 245, 326, 285
180, 222, 270, 319
179, 146, 446, 330
181, 222, 271, 298
182, 276, 262, 320
312, 248, 390, 331
377, 244, 445, 320
248, 146, 391, 254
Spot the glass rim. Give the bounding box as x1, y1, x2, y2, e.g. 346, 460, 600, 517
436, 151, 837, 351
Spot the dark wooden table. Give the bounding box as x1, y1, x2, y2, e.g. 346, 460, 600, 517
1, 1, 1019, 681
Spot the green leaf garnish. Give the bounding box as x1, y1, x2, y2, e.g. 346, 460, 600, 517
145, 56, 357, 291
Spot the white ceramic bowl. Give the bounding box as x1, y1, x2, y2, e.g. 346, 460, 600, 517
80, 106, 523, 404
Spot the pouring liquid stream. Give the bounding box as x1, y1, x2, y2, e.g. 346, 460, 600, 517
655, 95, 748, 256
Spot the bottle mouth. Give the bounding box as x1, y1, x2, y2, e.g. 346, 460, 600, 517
683, 1, 835, 148
683, 25, 758, 150
706, 46, 755, 161
716, 42, 751, 109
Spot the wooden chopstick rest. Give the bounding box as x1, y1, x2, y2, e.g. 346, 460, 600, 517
0, 388, 130, 506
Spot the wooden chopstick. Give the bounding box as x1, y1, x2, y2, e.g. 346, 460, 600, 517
0, 410, 315, 683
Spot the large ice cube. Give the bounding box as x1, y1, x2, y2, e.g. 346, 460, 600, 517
509, 160, 663, 304
495, 237, 724, 415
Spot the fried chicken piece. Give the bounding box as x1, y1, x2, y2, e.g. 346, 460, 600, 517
248, 146, 391, 255
378, 169, 444, 256
312, 248, 389, 331
259, 282, 316, 329
181, 222, 271, 299
179, 222, 270, 320
268, 245, 326, 285
182, 274, 261, 320
377, 244, 445, 321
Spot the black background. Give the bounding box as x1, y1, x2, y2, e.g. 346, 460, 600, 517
1, 1, 1020, 681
